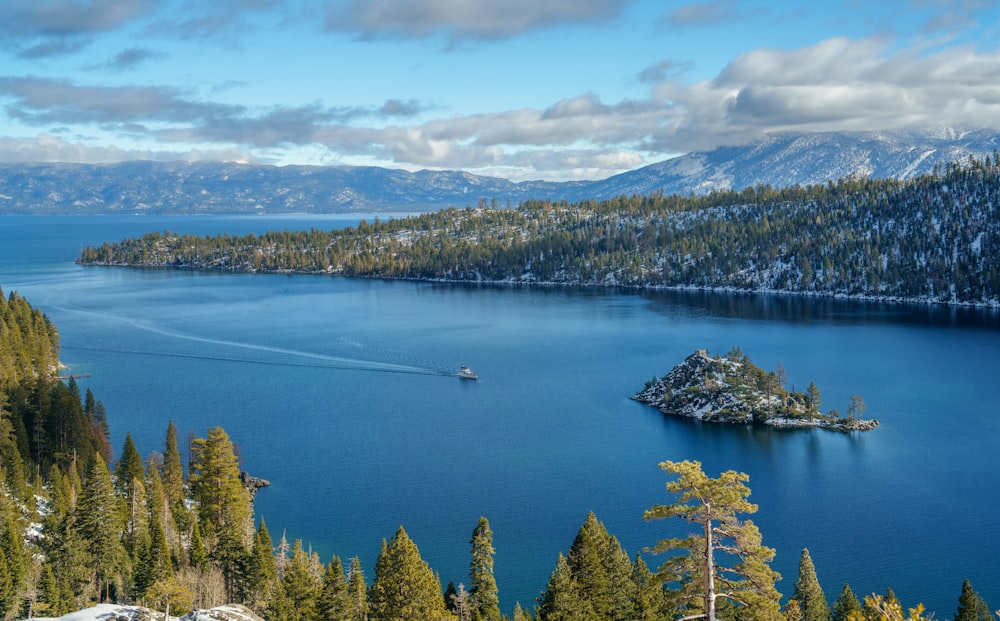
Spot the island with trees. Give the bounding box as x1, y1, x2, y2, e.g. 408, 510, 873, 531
632, 348, 878, 431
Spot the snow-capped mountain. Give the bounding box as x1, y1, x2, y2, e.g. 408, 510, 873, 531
585, 127, 1000, 198
1, 127, 997, 214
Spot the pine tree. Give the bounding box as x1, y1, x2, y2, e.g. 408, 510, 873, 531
145, 457, 179, 559
536, 553, 598, 621
792, 549, 830, 621
115, 433, 144, 497
145, 576, 194, 618
444, 581, 458, 614
784, 599, 803, 621
131, 527, 154, 597
469, 516, 501, 621
806, 382, 822, 417
631, 552, 666, 620
511, 601, 532, 621
189, 520, 207, 569
84, 389, 112, 464
346, 556, 368, 621
188, 427, 252, 601
318, 555, 351, 621
257, 578, 292, 621
142, 516, 173, 590
188, 427, 252, 543
369, 526, 451, 621
0, 547, 13, 619
123, 475, 149, 555
76, 452, 125, 602
41, 503, 90, 609
36, 562, 61, 617
564, 511, 635, 620
644, 459, 782, 621
831, 584, 861, 621
245, 519, 279, 615
161, 421, 185, 509
281, 540, 321, 621
954, 579, 994, 621
1, 514, 28, 607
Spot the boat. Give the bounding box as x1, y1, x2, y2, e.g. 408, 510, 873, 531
458, 366, 478, 380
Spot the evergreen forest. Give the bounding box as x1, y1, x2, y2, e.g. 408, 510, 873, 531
78, 156, 1000, 306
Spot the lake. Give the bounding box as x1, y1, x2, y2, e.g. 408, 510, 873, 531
2, 215, 998, 616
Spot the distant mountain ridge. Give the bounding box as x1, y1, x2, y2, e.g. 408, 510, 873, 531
594, 126, 1000, 198
1, 127, 997, 214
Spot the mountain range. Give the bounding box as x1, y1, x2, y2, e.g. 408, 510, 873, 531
1, 127, 997, 215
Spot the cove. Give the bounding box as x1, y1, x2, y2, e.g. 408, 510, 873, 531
2, 215, 998, 615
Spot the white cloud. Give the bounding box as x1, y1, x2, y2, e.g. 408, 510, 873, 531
648, 37, 1000, 152
0, 134, 255, 164
324, 0, 625, 42
0, 0, 157, 37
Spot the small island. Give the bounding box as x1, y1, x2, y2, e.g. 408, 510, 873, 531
631, 348, 878, 431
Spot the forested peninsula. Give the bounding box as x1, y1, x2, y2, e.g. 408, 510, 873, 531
78, 156, 1000, 307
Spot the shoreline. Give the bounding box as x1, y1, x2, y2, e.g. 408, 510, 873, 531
78, 260, 1000, 310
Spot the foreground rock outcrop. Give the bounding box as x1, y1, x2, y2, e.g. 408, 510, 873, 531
632, 349, 878, 431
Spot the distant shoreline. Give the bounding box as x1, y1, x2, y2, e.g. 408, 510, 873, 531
77, 260, 1000, 310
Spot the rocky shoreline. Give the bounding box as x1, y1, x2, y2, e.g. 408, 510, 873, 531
631, 350, 879, 432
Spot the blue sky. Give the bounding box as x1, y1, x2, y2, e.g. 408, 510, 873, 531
0, 0, 997, 180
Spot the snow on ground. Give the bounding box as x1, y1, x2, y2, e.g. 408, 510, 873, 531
26, 603, 263, 621
28, 604, 150, 621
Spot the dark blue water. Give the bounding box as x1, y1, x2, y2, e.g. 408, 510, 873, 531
2, 216, 998, 616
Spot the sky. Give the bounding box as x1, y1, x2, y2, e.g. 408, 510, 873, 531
0, 0, 997, 181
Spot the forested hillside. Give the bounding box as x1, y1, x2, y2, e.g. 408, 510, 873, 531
79, 156, 1000, 306
0, 288, 109, 483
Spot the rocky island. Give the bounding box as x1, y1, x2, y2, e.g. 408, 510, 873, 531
632, 348, 878, 431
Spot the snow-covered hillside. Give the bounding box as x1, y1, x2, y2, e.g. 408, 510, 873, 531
30, 603, 263, 621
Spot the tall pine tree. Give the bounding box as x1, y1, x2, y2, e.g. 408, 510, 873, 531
281, 540, 321, 621
567, 512, 635, 620
631, 553, 667, 621
537, 552, 598, 621
245, 519, 279, 615
644, 459, 782, 621
317, 555, 351, 621
346, 556, 368, 621
469, 516, 501, 621
161, 421, 185, 509
954, 579, 994, 621
369, 527, 451, 621
188, 426, 252, 601
792, 548, 830, 621
831, 584, 860, 621
76, 452, 125, 602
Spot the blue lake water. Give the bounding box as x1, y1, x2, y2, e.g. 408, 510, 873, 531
1, 215, 998, 616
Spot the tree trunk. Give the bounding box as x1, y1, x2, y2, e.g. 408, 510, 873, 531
704, 502, 716, 621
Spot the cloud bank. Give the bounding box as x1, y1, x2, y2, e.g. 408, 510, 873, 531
324, 0, 625, 43
0, 0, 997, 179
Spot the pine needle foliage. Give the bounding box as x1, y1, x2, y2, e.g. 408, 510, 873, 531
369, 526, 452, 621
644, 459, 782, 621
792, 549, 831, 621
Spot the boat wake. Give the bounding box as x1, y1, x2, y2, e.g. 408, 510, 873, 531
61, 345, 453, 376
48, 305, 457, 377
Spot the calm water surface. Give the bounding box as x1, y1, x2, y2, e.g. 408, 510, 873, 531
1, 216, 998, 615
